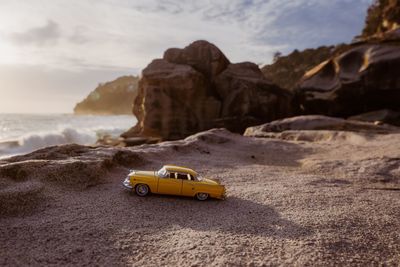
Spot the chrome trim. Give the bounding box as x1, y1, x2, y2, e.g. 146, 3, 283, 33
122, 177, 133, 190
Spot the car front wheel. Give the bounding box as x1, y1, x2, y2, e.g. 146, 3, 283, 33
196, 193, 209, 201
135, 184, 150, 197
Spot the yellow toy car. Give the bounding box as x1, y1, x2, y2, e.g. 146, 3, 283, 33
122, 165, 226, 200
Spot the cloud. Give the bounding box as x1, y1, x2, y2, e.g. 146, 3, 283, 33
129, 0, 185, 14
0, 0, 373, 70
69, 26, 90, 44
116, 0, 373, 57
10, 19, 60, 46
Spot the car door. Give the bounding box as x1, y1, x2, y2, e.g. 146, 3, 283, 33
181, 174, 198, 197
157, 172, 183, 195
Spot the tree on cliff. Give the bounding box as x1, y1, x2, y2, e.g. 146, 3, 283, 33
362, 0, 400, 37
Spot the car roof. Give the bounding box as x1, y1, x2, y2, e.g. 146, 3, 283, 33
163, 165, 197, 176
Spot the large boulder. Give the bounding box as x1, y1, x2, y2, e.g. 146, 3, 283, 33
293, 41, 400, 117
122, 40, 291, 140
122, 59, 221, 140
163, 40, 230, 81
214, 62, 291, 132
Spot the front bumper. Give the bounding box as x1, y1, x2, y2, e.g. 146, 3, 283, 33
122, 177, 133, 190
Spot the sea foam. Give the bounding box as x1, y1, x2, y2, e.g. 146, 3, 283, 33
0, 127, 125, 158
0, 114, 136, 158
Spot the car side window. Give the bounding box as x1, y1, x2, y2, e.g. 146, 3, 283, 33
177, 173, 188, 180
188, 174, 195, 181
169, 172, 177, 179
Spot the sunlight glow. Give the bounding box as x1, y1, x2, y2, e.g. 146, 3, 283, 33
0, 37, 19, 64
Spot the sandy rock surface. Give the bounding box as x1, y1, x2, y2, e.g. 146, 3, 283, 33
1, 129, 400, 266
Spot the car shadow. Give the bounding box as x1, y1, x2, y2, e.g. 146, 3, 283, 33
125, 194, 311, 239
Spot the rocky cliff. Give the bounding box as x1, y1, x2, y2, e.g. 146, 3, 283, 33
119, 0, 400, 141
74, 76, 139, 115
261, 46, 335, 90
122, 40, 291, 140
261, 0, 400, 94
285, 0, 400, 119
293, 33, 400, 117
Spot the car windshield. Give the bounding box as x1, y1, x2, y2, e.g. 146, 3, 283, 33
157, 167, 168, 178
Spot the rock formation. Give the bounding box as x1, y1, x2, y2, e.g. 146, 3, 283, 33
348, 109, 400, 126
293, 40, 400, 117
289, 0, 400, 118
74, 76, 139, 115
213, 62, 290, 132
261, 46, 336, 90
163, 41, 230, 81
122, 40, 291, 140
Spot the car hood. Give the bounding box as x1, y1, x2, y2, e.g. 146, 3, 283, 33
131, 170, 156, 178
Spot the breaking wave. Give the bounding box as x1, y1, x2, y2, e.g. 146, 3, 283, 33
0, 127, 126, 158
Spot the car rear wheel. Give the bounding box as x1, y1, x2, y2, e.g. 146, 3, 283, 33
196, 193, 209, 201
135, 184, 149, 197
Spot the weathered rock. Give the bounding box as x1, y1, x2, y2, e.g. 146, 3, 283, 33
290, 1, 400, 118
122, 40, 291, 140
96, 135, 126, 146
261, 46, 336, 90
122, 58, 221, 140
244, 115, 400, 137
74, 76, 139, 115
123, 137, 160, 146
294, 42, 400, 117
213, 116, 264, 134
348, 109, 400, 126
163, 40, 230, 80
214, 62, 291, 130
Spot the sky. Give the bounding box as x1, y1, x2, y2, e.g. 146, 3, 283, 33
0, 0, 373, 113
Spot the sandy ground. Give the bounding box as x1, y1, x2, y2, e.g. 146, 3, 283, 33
1, 129, 400, 266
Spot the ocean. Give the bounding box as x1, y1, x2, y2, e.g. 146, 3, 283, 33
0, 114, 137, 158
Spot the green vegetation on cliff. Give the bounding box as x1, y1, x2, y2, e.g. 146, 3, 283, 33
261, 47, 334, 90
74, 76, 139, 115
362, 0, 400, 37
